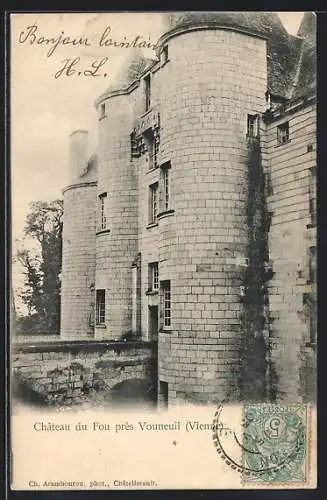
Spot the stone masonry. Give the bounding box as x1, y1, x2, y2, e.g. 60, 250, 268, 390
60, 13, 316, 406
12, 340, 156, 407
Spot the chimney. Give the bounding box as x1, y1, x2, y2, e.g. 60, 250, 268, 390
69, 129, 89, 182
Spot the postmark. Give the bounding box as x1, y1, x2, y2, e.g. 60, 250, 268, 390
212, 400, 308, 484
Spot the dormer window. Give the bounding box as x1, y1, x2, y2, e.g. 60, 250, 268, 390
144, 74, 151, 111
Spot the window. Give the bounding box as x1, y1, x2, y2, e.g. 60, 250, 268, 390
309, 246, 317, 283
149, 182, 158, 223
130, 131, 139, 160
153, 137, 159, 169
309, 166, 317, 226
145, 74, 151, 111
163, 169, 169, 211
162, 45, 169, 64
277, 122, 289, 145
148, 262, 159, 291
144, 129, 158, 170
161, 280, 171, 328
96, 289, 105, 325
98, 193, 107, 230
247, 114, 258, 138
160, 161, 171, 212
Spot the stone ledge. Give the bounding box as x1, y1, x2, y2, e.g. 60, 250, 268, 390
157, 209, 175, 220
62, 181, 97, 194
96, 229, 111, 236
146, 221, 159, 229
12, 340, 155, 354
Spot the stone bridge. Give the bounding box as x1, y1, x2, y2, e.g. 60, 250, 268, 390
12, 338, 157, 408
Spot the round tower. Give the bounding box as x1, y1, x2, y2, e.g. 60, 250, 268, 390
94, 50, 151, 339
60, 130, 97, 339
154, 13, 276, 404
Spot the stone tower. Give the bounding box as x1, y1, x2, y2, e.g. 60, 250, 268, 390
60, 130, 97, 339
154, 12, 286, 404
93, 50, 153, 340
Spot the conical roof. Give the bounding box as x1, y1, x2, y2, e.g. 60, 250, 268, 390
162, 11, 288, 39
95, 13, 314, 103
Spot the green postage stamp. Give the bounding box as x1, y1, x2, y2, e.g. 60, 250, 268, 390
242, 404, 307, 483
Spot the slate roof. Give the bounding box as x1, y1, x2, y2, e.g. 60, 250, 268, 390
162, 11, 287, 38
161, 11, 309, 100
98, 12, 315, 103
292, 12, 316, 99
100, 48, 156, 96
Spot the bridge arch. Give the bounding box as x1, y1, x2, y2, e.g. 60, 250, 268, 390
12, 340, 156, 409
108, 378, 156, 406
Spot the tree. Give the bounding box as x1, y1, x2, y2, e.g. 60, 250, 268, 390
16, 199, 63, 335
16, 248, 42, 316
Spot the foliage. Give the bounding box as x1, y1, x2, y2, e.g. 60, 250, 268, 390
16, 200, 63, 335
239, 139, 271, 402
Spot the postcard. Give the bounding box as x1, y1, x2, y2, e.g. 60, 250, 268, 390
10, 11, 317, 490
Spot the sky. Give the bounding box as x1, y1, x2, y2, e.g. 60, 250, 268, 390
10, 12, 306, 308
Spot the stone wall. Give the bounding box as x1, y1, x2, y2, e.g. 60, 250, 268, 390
12, 340, 156, 407
263, 97, 316, 402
